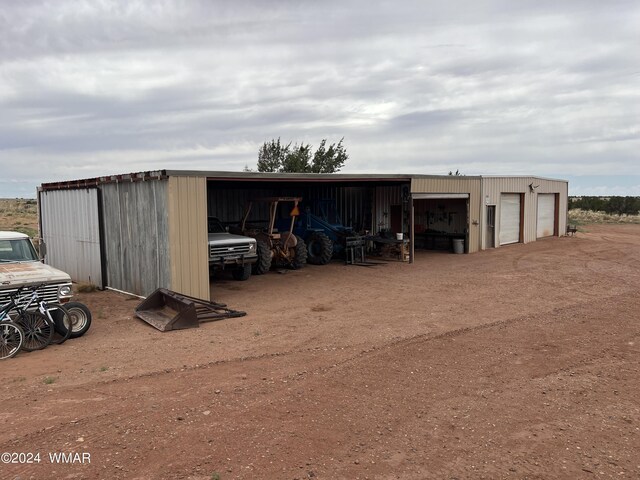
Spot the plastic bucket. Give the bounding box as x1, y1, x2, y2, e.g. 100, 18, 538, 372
396, 233, 403, 240
453, 238, 464, 254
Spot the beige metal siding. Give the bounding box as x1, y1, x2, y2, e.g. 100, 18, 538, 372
481, 177, 568, 249
410, 177, 482, 253
168, 176, 209, 300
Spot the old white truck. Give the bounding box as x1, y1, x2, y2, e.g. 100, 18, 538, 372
0, 231, 91, 337
207, 217, 259, 281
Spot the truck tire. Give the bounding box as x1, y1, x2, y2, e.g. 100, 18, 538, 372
55, 302, 92, 339
232, 264, 252, 281
306, 232, 333, 265
291, 235, 307, 269
252, 240, 272, 275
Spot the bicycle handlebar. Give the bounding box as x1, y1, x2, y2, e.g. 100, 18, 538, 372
9, 283, 45, 300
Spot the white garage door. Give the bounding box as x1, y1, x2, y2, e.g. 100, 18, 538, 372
500, 194, 521, 245
537, 194, 556, 238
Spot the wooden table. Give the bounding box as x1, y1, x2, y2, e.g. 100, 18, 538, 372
368, 236, 410, 262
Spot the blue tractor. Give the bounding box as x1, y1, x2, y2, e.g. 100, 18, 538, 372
279, 199, 362, 265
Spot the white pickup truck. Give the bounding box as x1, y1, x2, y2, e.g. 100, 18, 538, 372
0, 231, 91, 337
208, 217, 258, 281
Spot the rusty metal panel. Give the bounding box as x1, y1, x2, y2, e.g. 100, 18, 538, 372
39, 188, 103, 287
168, 176, 209, 301
101, 179, 170, 296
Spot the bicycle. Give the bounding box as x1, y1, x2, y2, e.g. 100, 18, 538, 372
0, 291, 26, 360
22, 284, 72, 345
12, 284, 71, 351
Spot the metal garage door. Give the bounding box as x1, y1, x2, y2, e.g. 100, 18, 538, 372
39, 188, 104, 288
537, 194, 556, 238
499, 193, 521, 245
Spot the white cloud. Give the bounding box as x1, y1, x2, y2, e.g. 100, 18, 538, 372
1, 0, 639, 197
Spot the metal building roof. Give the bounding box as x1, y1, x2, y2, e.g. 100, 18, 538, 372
39, 169, 566, 191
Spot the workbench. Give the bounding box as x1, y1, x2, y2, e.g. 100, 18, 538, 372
368, 236, 410, 262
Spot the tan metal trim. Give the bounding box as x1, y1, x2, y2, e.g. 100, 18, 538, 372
168, 176, 209, 300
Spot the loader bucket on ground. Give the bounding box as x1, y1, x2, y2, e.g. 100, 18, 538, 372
135, 288, 200, 331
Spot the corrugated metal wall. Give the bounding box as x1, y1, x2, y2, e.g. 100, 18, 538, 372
373, 185, 404, 233
208, 186, 273, 225
207, 183, 375, 232
313, 186, 371, 231
481, 177, 568, 249
102, 180, 171, 296
410, 177, 482, 253
168, 176, 209, 300
39, 188, 103, 287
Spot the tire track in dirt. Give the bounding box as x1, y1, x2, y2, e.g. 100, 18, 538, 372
7, 288, 614, 451
4, 291, 639, 479
314, 293, 640, 480
4, 228, 640, 479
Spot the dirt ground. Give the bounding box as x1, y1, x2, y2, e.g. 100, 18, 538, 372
0, 198, 39, 239
1, 224, 639, 480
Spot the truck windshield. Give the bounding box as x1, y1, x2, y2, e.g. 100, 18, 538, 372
0, 239, 39, 263
207, 218, 226, 234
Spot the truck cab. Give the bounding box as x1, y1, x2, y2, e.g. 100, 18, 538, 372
0, 231, 73, 306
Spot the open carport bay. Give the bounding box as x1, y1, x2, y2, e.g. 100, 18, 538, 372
2, 225, 639, 479
206, 178, 403, 235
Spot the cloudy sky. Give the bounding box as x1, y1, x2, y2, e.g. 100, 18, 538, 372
1, 0, 639, 198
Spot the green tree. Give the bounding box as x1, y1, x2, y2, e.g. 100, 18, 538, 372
256, 138, 348, 173
281, 143, 313, 173
257, 138, 290, 173
310, 138, 348, 173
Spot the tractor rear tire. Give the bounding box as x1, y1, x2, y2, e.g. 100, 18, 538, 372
252, 240, 272, 275
291, 235, 307, 269
306, 232, 333, 265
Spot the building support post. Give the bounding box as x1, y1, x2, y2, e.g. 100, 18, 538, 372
409, 196, 415, 264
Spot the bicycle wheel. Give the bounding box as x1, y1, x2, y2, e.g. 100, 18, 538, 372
15, 311, 53, 351
0, 321, 24, 360
47, 304, 72, 345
